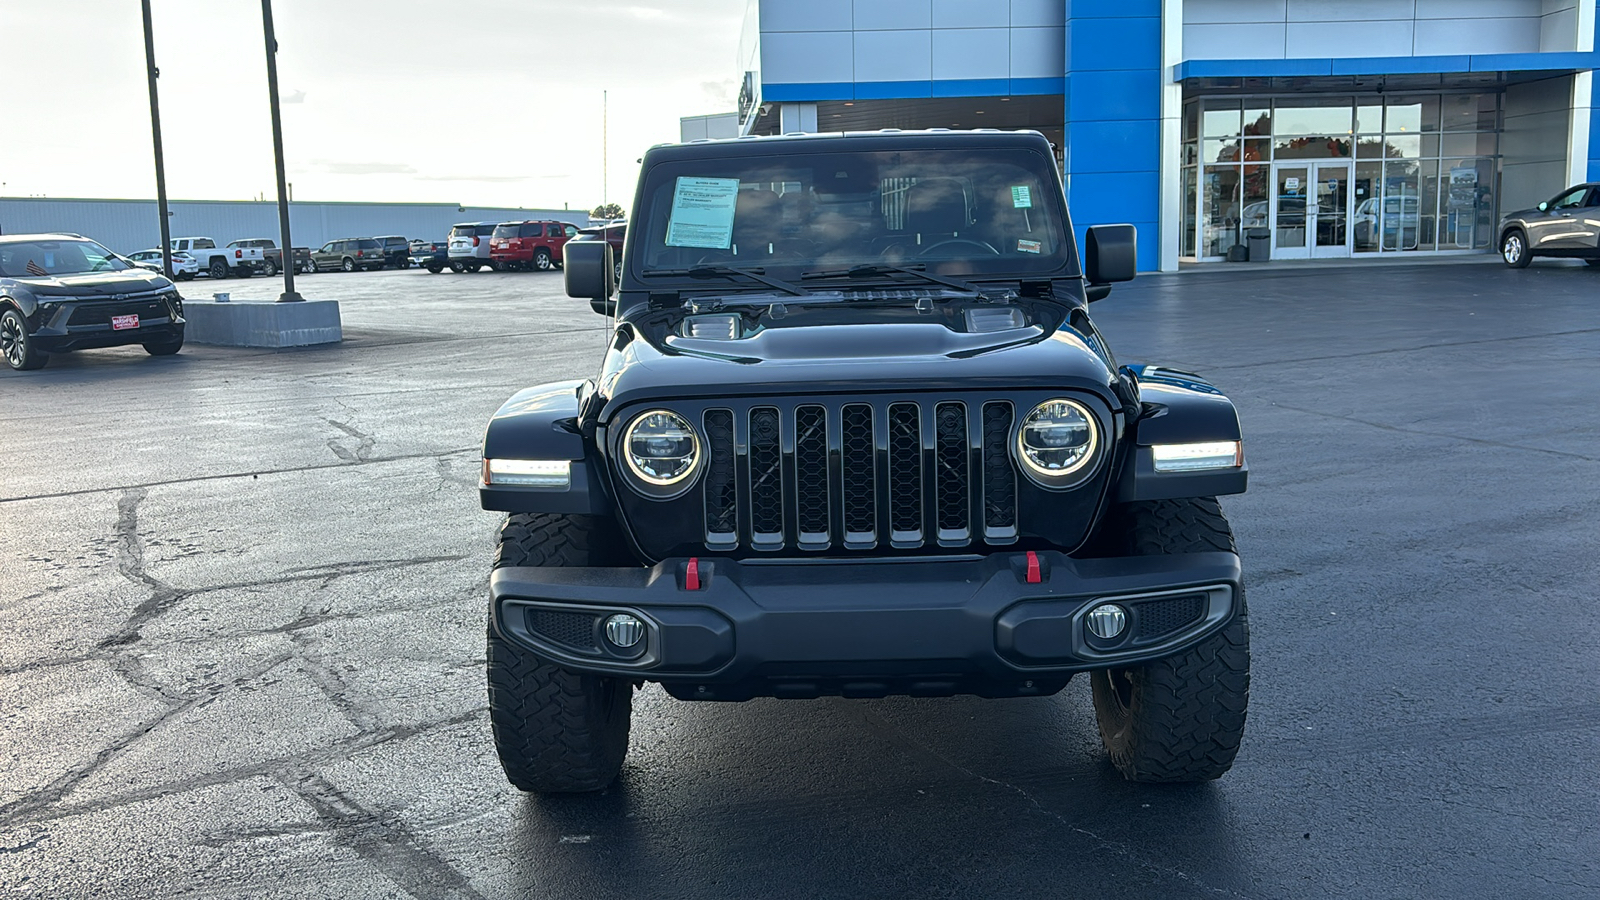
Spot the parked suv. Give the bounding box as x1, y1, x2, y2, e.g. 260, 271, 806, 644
489, 220, 578, 271
2, 233, 185, 370
447, 222, 498, 272
1499, 183, 1600, 267
311, 238, 384, 272
375, 235, 411, 269
479, 131, 1252, 794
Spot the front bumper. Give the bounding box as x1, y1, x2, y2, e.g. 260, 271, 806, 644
491, 550, 1241, 700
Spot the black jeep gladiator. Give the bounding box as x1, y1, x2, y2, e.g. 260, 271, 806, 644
479, 130, 1250, 792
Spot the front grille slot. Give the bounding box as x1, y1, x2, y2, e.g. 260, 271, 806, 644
934, 402, 969, 545
887, 402, 924, 545
67, 300, 167, 327
1136, 595, 1206, 641
703, 409, 737, 549
841, 404, 876, 546
526, 609, 599, 654
981, 402, 1018, 543
748, 407, 783, 549
794, 405, 829, 547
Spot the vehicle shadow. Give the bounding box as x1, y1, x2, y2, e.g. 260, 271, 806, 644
501, 689, 1251, 899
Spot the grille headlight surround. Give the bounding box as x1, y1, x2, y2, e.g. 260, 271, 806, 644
621, 409, 702, 495
1015, 398, 1101, 488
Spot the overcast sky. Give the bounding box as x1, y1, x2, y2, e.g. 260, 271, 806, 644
2, 0, 749, 213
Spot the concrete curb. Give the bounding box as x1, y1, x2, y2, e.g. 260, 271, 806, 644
182, 299, 342, 347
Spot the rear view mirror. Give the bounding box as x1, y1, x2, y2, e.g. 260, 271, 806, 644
1084, 224, 1137, 300
564, 240, 614, 305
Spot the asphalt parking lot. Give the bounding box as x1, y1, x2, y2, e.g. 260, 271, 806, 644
3, 259, 1598, 899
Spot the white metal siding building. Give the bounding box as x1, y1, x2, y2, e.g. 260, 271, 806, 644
0, 198, 591, 255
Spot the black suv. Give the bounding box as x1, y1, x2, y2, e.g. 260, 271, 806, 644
1, 233, 185, 371
480, 131, 1251, 792
375, 235, 411, 269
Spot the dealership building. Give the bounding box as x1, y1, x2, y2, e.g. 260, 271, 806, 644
731, 0, 1599, 270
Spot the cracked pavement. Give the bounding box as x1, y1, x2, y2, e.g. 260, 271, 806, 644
2, 262, 1598, 898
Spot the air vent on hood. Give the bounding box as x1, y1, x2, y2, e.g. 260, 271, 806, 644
964, 307, 1027, 333
681, 314, 742, 340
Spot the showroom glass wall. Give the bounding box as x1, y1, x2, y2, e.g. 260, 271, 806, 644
1180, 93, 1500, 260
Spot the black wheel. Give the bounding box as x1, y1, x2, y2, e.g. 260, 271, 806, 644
488, 513, 634, 793
1501, 229, 1531, 268
1, 308, 49, 371
262, 259, 278, 277
142, 332, 184, 356
1089, 498, 1250, 783
426, 265, 442, 274
341, 257, 356, 273
449, 261, 465, 273
534, 248, 553, 271
209, 259, 228, 279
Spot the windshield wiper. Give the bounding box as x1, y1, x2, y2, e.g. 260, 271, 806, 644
651, 264, 811, 296
800, 263, 981, 294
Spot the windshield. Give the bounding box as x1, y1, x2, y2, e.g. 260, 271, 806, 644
0, 239, 132, 277
633, 146, 1074, 285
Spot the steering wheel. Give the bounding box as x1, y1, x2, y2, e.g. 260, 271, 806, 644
918, 238, 1000, 258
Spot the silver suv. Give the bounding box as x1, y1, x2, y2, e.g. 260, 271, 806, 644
1499, 183, 1600, 268
447, 222, 497, 272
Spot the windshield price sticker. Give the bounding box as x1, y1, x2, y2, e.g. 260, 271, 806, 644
1011, 185, 1033, 208
1017, 239, 1042, 254
665, 176, 741, 249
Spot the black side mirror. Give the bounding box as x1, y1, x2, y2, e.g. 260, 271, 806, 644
564, 240, 614, 305
1084, 224, 1137, 300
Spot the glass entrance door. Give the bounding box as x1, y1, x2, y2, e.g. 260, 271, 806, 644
1271, 163, 1352, 259
1311, 162, 1352, 258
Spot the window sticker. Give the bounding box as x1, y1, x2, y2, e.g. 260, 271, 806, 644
665, 176, 741, 249
1017, 239, 1042, 254
1011, 185, 1033, 208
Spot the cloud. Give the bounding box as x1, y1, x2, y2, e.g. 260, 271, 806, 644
319, 161, 417, 175
282, 89, 306, 104
417, 174, 533, 183
627, 6, 670, 19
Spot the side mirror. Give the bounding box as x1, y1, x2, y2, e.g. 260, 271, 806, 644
564, 240, 614, 304
1084, 224, 1137, 300
1537, 201, 1549, 212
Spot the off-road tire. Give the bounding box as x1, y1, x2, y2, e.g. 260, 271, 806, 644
487, 513, 634, 793
208, 259, 228, 279
1089, 497, 1250, 783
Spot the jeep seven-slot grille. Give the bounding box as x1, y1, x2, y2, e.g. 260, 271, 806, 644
699, 400, 1018, 552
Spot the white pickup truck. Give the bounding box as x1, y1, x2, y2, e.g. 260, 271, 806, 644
168, 236, 265, 280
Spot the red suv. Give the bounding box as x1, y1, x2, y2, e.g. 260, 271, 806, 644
489, 221, 578, 272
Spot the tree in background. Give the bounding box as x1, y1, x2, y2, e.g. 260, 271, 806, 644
590, 203, 625, 222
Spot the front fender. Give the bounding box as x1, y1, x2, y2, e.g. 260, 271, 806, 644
1117, 365, 1248, 502
479, 379, 612, 516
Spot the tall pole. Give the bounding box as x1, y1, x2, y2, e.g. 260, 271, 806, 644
261, 0, 301, 302
602, 89, 608, 215
140, 0, 173, 280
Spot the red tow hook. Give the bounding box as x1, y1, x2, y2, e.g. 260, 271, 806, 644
1025, 551, 1042, 584
685, 557, 702, 591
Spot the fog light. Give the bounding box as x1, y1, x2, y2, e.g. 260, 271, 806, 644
1086, 604, 1128, 640
604, 613, 644, 649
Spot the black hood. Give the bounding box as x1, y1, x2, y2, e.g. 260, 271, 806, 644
597, 294, 1117, 418
8, 268, 173, 296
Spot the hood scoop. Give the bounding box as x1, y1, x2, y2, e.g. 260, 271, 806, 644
680, 314, 743, 340
964, 307, 1027, 333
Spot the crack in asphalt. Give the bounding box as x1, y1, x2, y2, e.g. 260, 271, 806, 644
852, 704, 1250, 899
0, 709, 488, 830
0, 447, 482, 505
286, 773, 489, 900
325, 415, 377, 462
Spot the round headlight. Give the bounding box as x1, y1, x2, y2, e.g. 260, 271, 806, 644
622, 409, 701, 489
1015, 399, 1099, 487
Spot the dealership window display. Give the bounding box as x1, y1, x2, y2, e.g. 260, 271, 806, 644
1181, 93, 1500, 260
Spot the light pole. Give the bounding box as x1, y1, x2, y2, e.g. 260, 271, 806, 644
140, 0, 173, 279
261, 0, 301, 302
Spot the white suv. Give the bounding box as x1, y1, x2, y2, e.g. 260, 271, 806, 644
447, 222, 498, 272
